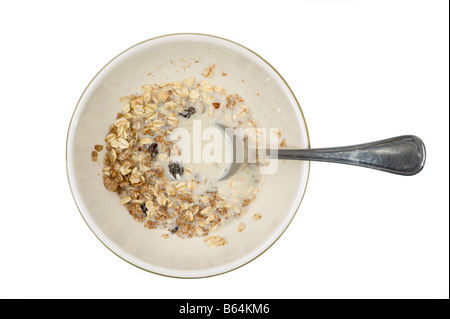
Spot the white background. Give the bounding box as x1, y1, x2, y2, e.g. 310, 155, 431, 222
0, 0, 448, 299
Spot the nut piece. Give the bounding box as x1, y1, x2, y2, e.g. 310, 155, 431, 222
238, 222, 246, 232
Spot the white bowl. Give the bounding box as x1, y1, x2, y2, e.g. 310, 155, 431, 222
66, 33, 310, 278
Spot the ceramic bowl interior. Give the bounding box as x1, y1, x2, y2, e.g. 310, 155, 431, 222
66, 34, 310, 278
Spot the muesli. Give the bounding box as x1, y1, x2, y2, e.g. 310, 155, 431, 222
96, 76, 268, 243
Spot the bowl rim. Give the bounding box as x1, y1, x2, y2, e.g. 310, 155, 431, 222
66, 32, 311, 278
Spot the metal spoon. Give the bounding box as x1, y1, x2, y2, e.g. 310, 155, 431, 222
217, 124, 426, 180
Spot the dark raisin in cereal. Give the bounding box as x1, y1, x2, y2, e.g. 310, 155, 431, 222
140, 202, 148, 217
168, 162, 184, 179
146, 142, 158, 158
179, 106, 196, 118
170, 225, 179, 234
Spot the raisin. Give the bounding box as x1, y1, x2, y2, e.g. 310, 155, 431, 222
146, 142, 158, 158
168, 162, 184, 179
170, 225, 179, 234
179, 106, 196, 118
140, 202, 148, 217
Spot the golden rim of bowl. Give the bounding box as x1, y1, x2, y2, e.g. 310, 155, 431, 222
65, 33, 311, 279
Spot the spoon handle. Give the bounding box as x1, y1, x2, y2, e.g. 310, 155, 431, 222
274, 135, 426, 175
